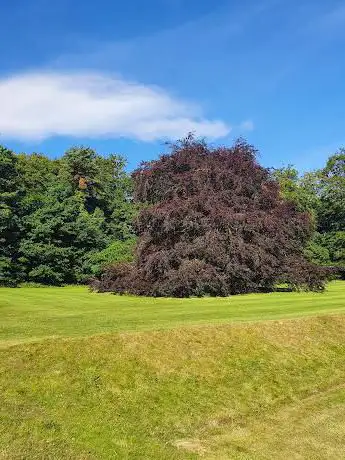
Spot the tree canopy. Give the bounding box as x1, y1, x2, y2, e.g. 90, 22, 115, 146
0, 146, 21, 285
0, 146, 135, 286
94, 137, 326, 296
273, 149, 345, 275
1, 137, 344, 291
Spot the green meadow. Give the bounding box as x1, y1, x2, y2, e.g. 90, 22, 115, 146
1, 282, 345, 345
1, 282, 345, 459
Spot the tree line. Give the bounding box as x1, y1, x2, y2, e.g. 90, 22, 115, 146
0, 146, 135, 286
272, 152, 345, 271
1, 137, 344, 294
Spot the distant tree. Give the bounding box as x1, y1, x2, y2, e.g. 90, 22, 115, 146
94, 153, 137, 240
304, 233, 331, 266
94, 137, 326, 296
271, 166, 321, 217
0, 146, 21, 285
17, 146, 135, 285
18, 184, 108, 284
320, 232, 345, 265
318, 151, 345, 233
16, 153, 58, 193
272, 161, 345, 268
59, 147, 136, 239
303, 151, 345, 270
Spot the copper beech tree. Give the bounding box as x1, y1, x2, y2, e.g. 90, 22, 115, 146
93, 136, 327, 296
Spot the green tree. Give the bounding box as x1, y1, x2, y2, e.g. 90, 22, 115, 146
0, 146, 21, 285
271, 166, 320, 216
59, 147, 136, 238
17, 146, 136, 285
318, 151, 345, 233
16, 153, 58, 193
19, 185, 109, 284
296, 150, 345, 268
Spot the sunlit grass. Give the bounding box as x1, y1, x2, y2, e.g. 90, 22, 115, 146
1, 283, 345, 458
0, 281, 344, 346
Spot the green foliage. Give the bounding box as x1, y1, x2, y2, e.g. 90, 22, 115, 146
0, 146, 21, 285
0, 144, 135, 286
60, 146, 98, 185
85, 238, 136, 277
318, 231, 345, 265
1, 139, 344, 287
20, 185, 101, 284
304, 234, 331, 265
272, 166, 301, 203
271, 166, 321, 217
318, 151, 345, 233
19, 181, 118, 285
16, 153, 58, 192
18, 281, 55, 288
274, 154, 345, 271
311, 152, 345, 268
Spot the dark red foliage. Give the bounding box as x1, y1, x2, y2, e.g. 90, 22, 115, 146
94, 136, 328, 296
90, 262, 151, 295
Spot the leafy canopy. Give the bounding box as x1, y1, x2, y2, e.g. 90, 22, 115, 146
95, 137, 326, 296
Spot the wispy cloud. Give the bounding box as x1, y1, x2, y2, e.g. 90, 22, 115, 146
239, 120, 254, 132
0, 71, 231, 141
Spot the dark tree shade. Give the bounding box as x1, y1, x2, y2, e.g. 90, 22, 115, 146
94, 137, 327, 296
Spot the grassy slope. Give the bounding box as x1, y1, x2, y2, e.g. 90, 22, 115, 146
2, 316, 345, 458
1, 281, 345, 346
1, 283, 345, 459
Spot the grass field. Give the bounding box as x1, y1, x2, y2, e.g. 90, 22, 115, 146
1, 281, 345, 346
1, 282, 345, 459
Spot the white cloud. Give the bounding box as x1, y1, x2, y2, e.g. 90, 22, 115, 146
0, 71, 231, 141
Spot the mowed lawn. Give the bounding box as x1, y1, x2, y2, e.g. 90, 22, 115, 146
1, 281, 345, 346
1, 282, 345, 459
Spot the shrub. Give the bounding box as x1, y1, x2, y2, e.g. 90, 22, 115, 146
85, 239, 136, 278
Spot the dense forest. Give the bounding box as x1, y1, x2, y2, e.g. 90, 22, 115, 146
0, 138, 344, 292
0, 145, 136, 286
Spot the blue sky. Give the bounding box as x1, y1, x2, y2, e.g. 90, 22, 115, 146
1, 0, 345, 171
